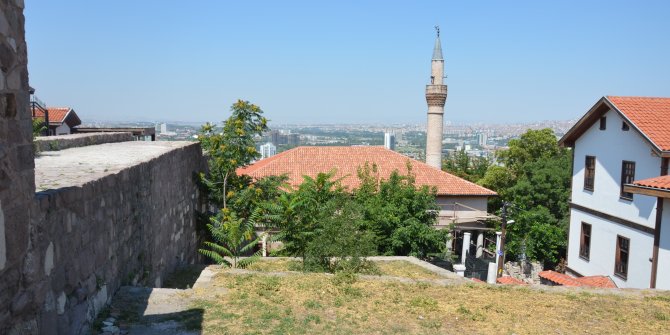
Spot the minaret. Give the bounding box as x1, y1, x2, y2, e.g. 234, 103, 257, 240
425, 26, 448, 169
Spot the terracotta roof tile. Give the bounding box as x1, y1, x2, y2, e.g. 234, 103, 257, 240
33, 107, 72, 124
237, 146, 497, 196
607, 96, 670, 152
539, 270, 617, 288
632, 175, 670, 191
496, 276, 527, 285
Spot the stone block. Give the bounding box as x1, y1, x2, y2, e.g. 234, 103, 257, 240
43, 241, 54, 276
56, 291, 66, 315
11, 291, 32, 315
38, 310, 57, 335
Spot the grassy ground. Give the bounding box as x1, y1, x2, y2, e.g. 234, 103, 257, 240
188, 270, 670, 335
246, 259, 442, 280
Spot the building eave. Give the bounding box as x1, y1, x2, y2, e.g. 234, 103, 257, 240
624, 184, 670, 199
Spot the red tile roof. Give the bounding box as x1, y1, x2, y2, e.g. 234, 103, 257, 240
607, 96, 670, 152
237, 146, 497, 196
560, 96, 670, 154
539, 270, 617, 288
33, 107, 69, 123
496, 276, 527, 285
631, 175, 670, 191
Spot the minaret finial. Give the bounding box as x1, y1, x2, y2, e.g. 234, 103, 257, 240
435, 25, 440, 38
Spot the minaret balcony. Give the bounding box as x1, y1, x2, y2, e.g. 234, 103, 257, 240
425, 84, 448, 96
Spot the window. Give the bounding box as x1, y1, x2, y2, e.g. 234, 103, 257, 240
614, 235, 629, 279
584, 156, 596, 191
620, 161, 635, 199
599, 117, 606, 130
579, 222, 591, 260
622, 122, 630, 131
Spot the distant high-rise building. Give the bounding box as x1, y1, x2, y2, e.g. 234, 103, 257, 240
477, 133, 487, 146
425, 26, 448, 169
260, 142, 276, 159
384, 132, 396, 150
160, 123, 168, 134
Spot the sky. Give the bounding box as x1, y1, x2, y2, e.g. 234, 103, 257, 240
25, 1, 670, 124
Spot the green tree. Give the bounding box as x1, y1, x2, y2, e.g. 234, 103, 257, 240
497, 128, 561, 174
482, 128, 571, 267
442, 149, 491, 183
303, 203, 377, 273
266, 171, 348, 259
355, 163, 446, 258
199, 208, 263, 268
198, 100, 268, 209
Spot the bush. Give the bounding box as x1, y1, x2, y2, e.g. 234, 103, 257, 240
302, 203, 377, 273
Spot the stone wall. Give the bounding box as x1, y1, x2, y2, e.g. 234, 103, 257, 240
34, 132, 134, 152
0, 0, 36, 333
0, 4, 208, 334
3, 142, 206, 334
504, 260, 543, 284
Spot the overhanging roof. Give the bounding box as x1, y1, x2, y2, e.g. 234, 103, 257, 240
559, 96, 670, 157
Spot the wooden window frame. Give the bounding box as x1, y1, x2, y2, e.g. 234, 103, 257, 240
584, 156, 595, 191
599, 117, 606, 130
620, 161, 635, 200
579, 222, 591, 261
614, 235, 629, 280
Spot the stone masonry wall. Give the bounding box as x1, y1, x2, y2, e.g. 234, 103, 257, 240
0, 4, 207, 334
34, 132, 133, 152
0, 0, 36, 333
8, 142, 206, 334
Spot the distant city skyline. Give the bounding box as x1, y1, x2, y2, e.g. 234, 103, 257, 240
26, 1, 670, 124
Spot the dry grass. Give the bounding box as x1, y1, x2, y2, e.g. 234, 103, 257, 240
246, 259, 302, 272
373, 261, 443, 280
190, 270, 670, 334
246, 259, 442, 280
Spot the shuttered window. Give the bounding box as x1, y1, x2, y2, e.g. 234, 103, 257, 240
614, 235, 629, 279
584, 156, 595, 191
620, 161, 635, 200
579, 222, 591, 260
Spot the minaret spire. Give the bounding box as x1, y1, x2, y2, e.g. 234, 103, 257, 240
432, 26, 443, 60
425, 26, 448, 169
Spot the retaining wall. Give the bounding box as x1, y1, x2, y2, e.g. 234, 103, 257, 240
34, 132, 134, 152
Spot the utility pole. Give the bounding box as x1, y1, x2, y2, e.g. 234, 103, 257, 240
497, 202, 509, 278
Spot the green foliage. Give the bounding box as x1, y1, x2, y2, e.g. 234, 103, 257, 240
355, 163, 446, 258
199, 208, 263, 269
482, 128, 571, 266
265, 167, 444, 272
265, 171, 348, 259
497, 128, 561, 174
198, 100, 269, 208
302, 203, 377, 273
442, 149, 491, 183
32, 118, 46, 137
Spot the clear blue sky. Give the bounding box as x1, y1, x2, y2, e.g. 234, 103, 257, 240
25, 1, 670, 124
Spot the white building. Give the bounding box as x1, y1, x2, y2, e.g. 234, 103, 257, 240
477, 133, 487, 147
259, 142, 276, 159
384, 132, 396, 150
559, 96, 670, 289
160, 123, 168, 134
